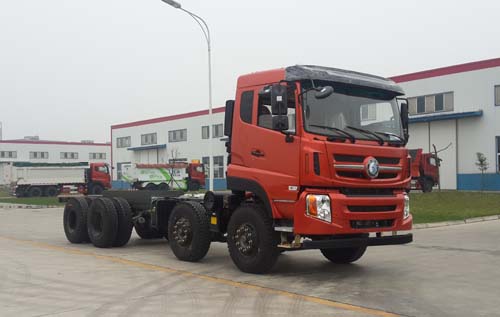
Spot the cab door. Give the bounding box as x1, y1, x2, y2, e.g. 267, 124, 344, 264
229, 84, 300, 217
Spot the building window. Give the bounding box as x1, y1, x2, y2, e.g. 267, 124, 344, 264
409, 92, 454, 115
141, 133, 157, 145
213, 156, 224, 178
61, 152, 78, 159
117, 136, 131, 148
495, 85, 500, 106
89, 153, 106, 160
497, 137, 500, 172
212, 124, 223, 138
202, 126, 209, 139
240, 91, 254, 124
168, 129, 187, 142
435, 93, 444, 111
0, 151, 17, 159
360, 104, 376, 121
30, 151, 48, 159
202, 156, 209, 178
416, 96, 425, 113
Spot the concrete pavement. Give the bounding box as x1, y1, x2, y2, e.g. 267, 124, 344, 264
1, 207, 499, 316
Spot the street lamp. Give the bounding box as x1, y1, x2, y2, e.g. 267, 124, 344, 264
161, 0, 214, 192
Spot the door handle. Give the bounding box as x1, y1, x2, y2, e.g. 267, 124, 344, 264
251, 150, 265, 157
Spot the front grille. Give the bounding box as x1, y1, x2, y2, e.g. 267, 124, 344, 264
347, 205, 396, 212
337, 171, 365, 178
350, 219, 394, 229
334, 155, 400, 165
340, 188, 395, 196
377, 173, 398, 179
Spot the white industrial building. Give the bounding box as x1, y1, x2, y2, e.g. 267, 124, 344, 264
111, 57, 500, 191
0, 137, 111, 185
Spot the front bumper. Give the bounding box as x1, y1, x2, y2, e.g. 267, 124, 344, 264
293, 189, 413, 235
301, 233, 413, 249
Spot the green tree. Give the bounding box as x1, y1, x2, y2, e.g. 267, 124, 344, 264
475, 152, 489, 191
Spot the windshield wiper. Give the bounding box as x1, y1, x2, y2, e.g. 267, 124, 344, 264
373, 131, 405, 143
345, 125, 384, 145
309, 124, 356, 143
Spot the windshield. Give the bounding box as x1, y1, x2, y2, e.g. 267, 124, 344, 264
302, 80, 404, 143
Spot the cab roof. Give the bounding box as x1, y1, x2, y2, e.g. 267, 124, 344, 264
237, 65, 404, 95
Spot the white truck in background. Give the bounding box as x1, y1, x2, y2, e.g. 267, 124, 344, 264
3, 162, 111, 197
121, 162, 205, 191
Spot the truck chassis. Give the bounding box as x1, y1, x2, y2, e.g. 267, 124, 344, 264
63, 190, 412, 273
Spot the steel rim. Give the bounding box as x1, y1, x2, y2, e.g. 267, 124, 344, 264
234, 223, 258, 256
172, 217, 192, 246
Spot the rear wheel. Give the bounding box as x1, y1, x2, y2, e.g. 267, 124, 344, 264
134, 222, 163, 239
187, 180, 200, 191
168, 201, 211, 262
28, 186, 42, 197
421, 178, 434, 193
227, 204, 280, 274
89, 183, 104, 195
63, 197, 90, 243
320, 246, 367, 264
158, 183, 170, 191
87, 197, 118, 248
144, 183, 158, 191
111, 197, 134, 247
45, 186, 59, 197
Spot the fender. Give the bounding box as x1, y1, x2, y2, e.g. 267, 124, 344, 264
226, 176, 272, 218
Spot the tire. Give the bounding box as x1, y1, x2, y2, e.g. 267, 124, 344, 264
63, 197, 90, 243
168, 201, 211, 262
158, 183, 170, 191
187, 180, 200, 191
87, 197, 118, 248
144, 183, 158, 191
227, 204, 280, 274
134, 223, 163, 239
421, 178, 434, 193
320, 246, 367, 264
28, 186, 42, 197
111, 197, 134, 247
89, 183, 104, 195
45, 186, 59, 197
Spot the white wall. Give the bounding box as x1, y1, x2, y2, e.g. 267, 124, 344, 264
112, 112, 227, 180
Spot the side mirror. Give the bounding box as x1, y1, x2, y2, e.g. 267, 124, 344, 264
224, 99, 234, 137
272, 115, 289, 131
315, 86, 334, 99
271, 84, 288, 115
400, 101, 409, 141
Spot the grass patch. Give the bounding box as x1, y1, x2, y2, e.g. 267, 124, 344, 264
0, 189, 10, 198
410, 191, 500, 223
0, 197, 64, 206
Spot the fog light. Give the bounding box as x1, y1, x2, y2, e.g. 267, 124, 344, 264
403, 193, 410, 219
306, 194, 331, 222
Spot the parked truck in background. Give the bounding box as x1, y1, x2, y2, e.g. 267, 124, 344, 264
63, 65, 413, 273
409, 149, 440, 192
5, 162, 111, 197
121, 161, 205, 191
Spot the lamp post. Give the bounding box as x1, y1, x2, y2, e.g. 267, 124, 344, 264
161, 0, 214, 191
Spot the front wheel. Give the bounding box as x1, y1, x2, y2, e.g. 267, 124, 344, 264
320, 246, 367, 264
227, 204, 279, 274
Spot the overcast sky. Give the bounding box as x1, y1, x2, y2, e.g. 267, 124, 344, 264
0, 0, 498, 142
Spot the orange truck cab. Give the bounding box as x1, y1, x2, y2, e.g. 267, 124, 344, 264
219, 65, 412, 272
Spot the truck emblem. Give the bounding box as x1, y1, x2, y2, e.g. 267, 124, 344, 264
366, 157, 379, 178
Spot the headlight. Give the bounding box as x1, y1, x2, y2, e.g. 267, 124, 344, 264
306, 194, 331, 223
403, 193, 410, 219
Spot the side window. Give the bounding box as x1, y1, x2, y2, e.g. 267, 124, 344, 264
240, 91, 254, 124
257, 85, 296, 132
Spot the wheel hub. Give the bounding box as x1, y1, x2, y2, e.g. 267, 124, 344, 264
234, 224, 257, 255
172, 217, 192, 246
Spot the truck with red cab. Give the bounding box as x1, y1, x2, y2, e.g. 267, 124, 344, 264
63, 65, 413, 274
409, 148, 440, 192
